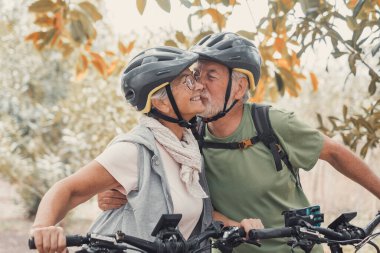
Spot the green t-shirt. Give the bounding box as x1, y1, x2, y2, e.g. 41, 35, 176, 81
204, 103, 324, 253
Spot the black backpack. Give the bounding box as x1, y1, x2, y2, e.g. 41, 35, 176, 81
194, 104, 302, 188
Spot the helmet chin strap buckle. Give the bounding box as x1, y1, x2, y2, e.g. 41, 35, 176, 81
178, 120, 191, 128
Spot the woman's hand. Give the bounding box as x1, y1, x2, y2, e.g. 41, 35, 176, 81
30, 226, 67, 253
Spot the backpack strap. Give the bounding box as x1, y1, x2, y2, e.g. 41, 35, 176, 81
194, 104, 302, 188
252, 104, 301, 188
196, 116, 261, 150
252, 104, 283, 171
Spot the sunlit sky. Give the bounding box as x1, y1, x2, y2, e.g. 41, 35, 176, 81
103, 0, 269, 36
101, 0, 353, 67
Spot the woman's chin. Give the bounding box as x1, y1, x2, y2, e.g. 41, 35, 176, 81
194, 105, 206, 115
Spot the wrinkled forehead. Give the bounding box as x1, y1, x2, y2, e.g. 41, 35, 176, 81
193, 60, 228, 74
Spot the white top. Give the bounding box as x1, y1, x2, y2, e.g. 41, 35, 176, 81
95, 141, 203, 239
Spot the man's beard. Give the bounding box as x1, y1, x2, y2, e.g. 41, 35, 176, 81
199, 92, 224, 118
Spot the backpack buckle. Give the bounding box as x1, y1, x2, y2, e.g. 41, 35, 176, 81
239, 139, 253, 149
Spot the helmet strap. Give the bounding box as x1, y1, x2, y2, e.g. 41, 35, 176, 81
223, 68, 233, 111
147, 86, 196, 129
201, 68, 238, 123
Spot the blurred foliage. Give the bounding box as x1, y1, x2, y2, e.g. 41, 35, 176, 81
0, 0, 138, 217
317, 101, 380, 158
1, 0, 380, 217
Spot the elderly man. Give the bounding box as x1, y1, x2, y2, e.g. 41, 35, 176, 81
99, 32, 380, 253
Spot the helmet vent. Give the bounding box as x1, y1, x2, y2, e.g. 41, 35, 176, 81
142, 56, 158, 64
207, 34, 224, 47
125, 89, 135, 101
229, 55, 241, 60
156, 69, 171, 76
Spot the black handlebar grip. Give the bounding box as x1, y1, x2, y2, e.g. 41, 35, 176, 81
238, 227, 246, 237
29, 235, 87, 249
248, 227, 293, 240
28, 238, 36, 249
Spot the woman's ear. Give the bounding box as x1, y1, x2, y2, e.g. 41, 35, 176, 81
151, 98, 170, 113
233, 77, 249, 100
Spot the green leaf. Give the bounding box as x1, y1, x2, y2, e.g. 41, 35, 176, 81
164, 39, 178, 47
368, 78, 377, 96
357, 36, 369, 47
29, 0, 57, 13
327, 28, 344, 43
70, 20, 86, 43
340, 133, 350, 146
187, 14, 193, 31
328, 116, 340, 128
330, 37, 338, 52
77, 10, 96, 39
346, 17, 358, 30
175, 31, 186, 44
156, 0, 171, 13
79, 2, 102, 21
353, 0, 366, 18
180, 0, 192, 8
236, 30, 255, 40
136, 0, 147, 15
343, 105, 348, 121
348, 53, 359, 75
351, 29, 362, 46
39, 29, 56, 49
222, 0, 230, 6
371, 42, 380, 56
332, 12, 345, 20
257, 17, 268, 29
332, 51, 347, 59
316, 113, 323, 125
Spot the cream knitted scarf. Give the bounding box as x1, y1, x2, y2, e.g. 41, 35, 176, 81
140, 115, 207, 198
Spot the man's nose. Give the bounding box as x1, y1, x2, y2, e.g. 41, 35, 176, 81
194, 79, 204, 90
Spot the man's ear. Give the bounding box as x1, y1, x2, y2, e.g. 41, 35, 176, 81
233, 77, 249, 100
151, 98, 170, 114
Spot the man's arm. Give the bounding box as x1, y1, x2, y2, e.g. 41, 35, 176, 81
98, 189, 128, 211
319, 135, 380, 199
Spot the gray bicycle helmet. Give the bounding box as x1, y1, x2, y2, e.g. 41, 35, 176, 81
191, 32, 261, 89
121, 46, 198, 113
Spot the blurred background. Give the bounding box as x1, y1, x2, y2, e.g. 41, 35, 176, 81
0, 0, 379, 252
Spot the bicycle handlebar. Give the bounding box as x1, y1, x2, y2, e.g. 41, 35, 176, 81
365, 212, 380, 236
28, 211, 380, 253
248, 227, 294, 240
28, 224, 222, 253
29, 234, 89, 249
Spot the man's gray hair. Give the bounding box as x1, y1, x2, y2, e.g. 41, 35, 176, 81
232, 70, 251, 102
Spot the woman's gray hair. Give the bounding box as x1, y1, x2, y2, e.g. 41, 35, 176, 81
232, 70, 251, 102
151, 86, 168, 100
148, 85, 169, 116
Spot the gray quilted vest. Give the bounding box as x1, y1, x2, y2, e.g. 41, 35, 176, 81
89, 124, 213, 242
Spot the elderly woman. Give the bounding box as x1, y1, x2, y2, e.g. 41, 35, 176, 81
30, 46, 213, 253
